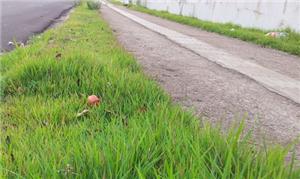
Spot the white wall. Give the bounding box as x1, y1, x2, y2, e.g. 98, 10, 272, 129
131, 0, 300, 32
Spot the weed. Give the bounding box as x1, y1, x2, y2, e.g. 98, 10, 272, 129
87, 0, 101, 10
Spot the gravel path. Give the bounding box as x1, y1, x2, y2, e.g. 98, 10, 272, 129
101, 4, 300, 158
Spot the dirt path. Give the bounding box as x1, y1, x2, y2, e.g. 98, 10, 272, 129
101, 4, 300, 157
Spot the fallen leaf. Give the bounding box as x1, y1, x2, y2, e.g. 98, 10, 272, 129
76, 109, 89, 117
55, 53, 62, 59
138, 105, 147, 113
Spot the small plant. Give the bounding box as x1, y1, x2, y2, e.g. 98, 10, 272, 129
87, 0, 101, 10
74, 0, 82, 6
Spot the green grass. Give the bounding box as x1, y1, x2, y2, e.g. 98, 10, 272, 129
110, 0, 300, 57
87, 0, 101, 10
1, 4, 299, 178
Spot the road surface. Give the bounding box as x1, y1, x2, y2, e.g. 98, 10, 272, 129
1, 0, 74, 52
101, 3, 300, 158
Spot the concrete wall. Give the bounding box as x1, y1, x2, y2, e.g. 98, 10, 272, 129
131, 0, 300, 32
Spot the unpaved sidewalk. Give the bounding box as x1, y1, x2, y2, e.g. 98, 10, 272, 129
101, 4, 300, 157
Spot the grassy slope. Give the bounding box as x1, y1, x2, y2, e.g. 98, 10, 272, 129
111, 1, 300, 57
0, 4, 299, 178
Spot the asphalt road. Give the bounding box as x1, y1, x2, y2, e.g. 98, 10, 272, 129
1, 0, 74, 52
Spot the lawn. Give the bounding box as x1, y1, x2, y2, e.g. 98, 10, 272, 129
0, 3, 299, 178
110, 0, 300, 57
